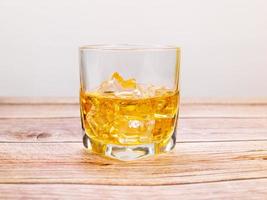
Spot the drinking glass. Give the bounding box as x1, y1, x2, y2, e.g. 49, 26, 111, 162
79, 44, 180, 161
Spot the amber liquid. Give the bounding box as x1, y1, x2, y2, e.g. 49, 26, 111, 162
80, 89, 179, 154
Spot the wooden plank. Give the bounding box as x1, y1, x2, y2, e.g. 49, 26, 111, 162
1, 100, 267, 119
1, 118, 267, 143
0, 104, 79, 118
179, 118, 267, 142
180, 104, 267, 118
0, 141, 266, 185
1, 97, 267, 105
181, 98, 267, 105
0, 178, 267, 200
0, 97, 78, 105
0, 118, 82, 142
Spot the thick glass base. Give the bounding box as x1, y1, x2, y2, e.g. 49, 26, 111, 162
83, 133, 176, 161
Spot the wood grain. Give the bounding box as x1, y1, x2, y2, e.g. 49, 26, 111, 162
0, 97, 267, 199
0, 141, 266, 185
1, 118, 267, 143
1, 179, 267, 200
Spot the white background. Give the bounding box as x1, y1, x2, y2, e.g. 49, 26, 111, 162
0, 0, 267, 98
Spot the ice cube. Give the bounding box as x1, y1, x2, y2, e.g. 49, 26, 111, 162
109, 115, 155, 144
97, 72, 139, 97
137, 84, 156, 97
98, 72, 144, 98
96, 72, 170, 99
111, 72, 136, 89
96, 79, 116, 95
114, 88, 142, 98
85, 100, 115, 137
128, 120, 141, 128
114, 83, 154, 98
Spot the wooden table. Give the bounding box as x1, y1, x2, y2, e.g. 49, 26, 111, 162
0, 98, 266, 199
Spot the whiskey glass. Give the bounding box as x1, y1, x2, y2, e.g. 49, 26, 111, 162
80, 44, 180, 161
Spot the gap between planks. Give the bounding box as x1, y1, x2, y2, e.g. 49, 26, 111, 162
0, 139, 267, 144
0, 177, 267, 186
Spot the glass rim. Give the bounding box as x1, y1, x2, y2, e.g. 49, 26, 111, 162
79, 44, 180, 51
